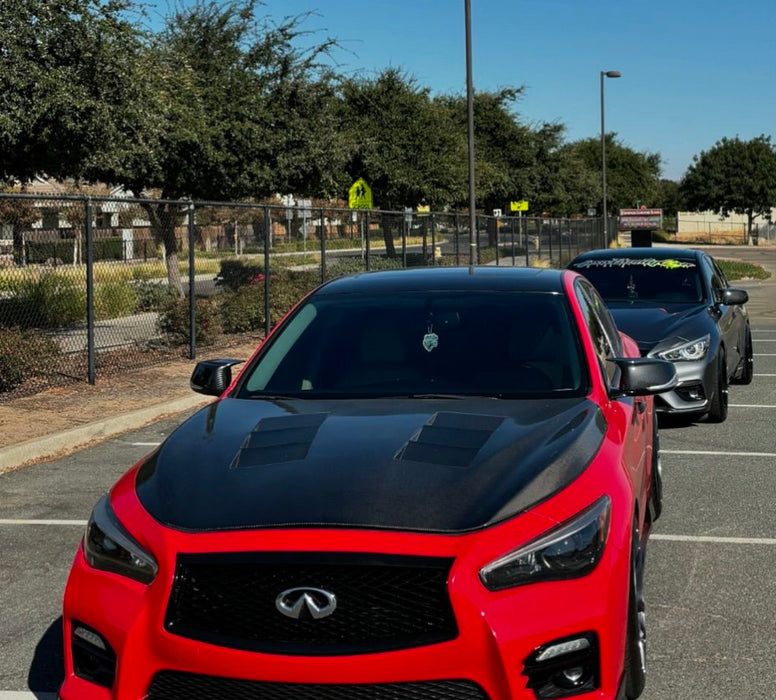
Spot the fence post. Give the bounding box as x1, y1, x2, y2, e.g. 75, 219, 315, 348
511, 217, 516, 266
187, 201, 196, 360
495, 218, 500, 266
319, 208, 326, 283
365, 211, 371, 271
84, 197, 95, 385
431, 213, 436, 266
454, 213, 460, 265
402, 214, 407, 268
264, 206, 271, 338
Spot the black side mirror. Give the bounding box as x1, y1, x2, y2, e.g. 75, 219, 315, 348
190, 359, 244, 396
722, 288, 748, 306
609, 357, 678, 397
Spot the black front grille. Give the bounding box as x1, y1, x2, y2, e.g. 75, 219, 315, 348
165, 552, 458, 655
147, 672, 489, 700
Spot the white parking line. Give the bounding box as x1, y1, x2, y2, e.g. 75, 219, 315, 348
652, 534, 776, 545
662, 449, 776, 457
0, 693, 57, 700
754, 373, 776, 377
754, 353, 776, 356
128, 442, 162, 446
754, 339, 776, 342
729, 403, 776, 408
0, 519, 87, 526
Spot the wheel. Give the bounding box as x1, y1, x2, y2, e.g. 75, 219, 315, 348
623, 524, 647, 699
705, 353, 728, 423
731, 325, 753, 385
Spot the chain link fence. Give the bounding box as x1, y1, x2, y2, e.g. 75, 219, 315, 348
0, 193, 615, 400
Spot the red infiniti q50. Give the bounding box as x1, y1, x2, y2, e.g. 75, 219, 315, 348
61, 267, 676, 700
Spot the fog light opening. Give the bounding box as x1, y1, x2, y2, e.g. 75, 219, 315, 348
523, 632, 600, 699
71, 621, 117, 689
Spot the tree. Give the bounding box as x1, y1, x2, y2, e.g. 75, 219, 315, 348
656, 179, 683, 218
0, 187, 38, 264
338, 69, 467, 256
680, 135, 776, 244
0, 0, 145, 182
563, 135, 662, 214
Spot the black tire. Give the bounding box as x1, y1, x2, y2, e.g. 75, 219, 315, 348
731, 326, 754, 385
705, 353, 728, 423
624, 524, 647, 699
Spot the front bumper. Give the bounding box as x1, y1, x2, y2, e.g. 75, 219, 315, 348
651, 356, 716, 414
61, 450, 635, 700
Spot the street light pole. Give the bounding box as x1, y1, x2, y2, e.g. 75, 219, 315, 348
600, 70, 621, 243
465, 0, 476, 266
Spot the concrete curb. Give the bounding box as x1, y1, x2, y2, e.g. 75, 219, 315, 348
0, 394, 211, 476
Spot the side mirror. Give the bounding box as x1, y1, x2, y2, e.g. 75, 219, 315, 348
190, 359, 244, 396
609, 357, 678, 397
722, 288, 748, 306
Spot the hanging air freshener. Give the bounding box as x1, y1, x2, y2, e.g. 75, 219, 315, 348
422, 320, 439, 352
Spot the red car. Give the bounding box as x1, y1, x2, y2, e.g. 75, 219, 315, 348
61, 267, 676, 700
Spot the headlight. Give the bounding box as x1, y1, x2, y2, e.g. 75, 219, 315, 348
479, 496, 610, 592
656, 334, 710, 361
83, 494, 158, 584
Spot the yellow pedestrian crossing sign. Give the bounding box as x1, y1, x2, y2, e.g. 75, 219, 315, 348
510, 200, 529, 212
349, 178, 373, 209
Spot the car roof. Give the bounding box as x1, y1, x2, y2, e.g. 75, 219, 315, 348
570, 247, 701, 263
317, 266, 568, 295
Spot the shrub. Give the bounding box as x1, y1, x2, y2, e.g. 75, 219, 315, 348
0, 272, 85, 328
95, 280, 139, 320
134, 280, 178, 311
0, 327, 62, 393
220, 286, 264, 333
216, 259, 264, 291
157, 297, 222, 346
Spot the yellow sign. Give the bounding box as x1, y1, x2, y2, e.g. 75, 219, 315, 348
349, 178, 373, 209
510, 200, 529, 212
416, 204, 430, 216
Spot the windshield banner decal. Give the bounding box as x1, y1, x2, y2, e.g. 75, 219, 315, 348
572, 257, 696, 270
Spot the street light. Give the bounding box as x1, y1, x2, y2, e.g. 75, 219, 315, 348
465, 0, 476, 266
600, 70, 621, 242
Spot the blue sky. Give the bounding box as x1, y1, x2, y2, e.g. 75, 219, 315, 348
147, 0, 776, 181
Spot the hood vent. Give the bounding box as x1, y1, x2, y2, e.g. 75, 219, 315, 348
396, 412, 504, 468
230, 413, 328, 469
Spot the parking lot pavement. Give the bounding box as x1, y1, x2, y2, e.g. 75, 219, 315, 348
1, 333, 774, 698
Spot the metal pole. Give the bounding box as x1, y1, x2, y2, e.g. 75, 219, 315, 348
523, 213, 529, 267
402, 214, 408, 268
601, 71, 607, 243
454, 212, 460, 264
431, 213, 436, 266
511, 216, 516, 265
364, 211, 371, 271
319, 207, 326, 283
465, 0, 477, 267
84, 197, 95, 385
188, 202, 196, 360
263, 206, 271, 338
495, 218, 500, 266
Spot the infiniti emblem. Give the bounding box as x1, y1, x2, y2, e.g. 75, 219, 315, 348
275, 587, 337, 620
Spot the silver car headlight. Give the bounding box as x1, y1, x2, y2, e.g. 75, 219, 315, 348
479, 496, 610, 592
656, 334, 710, 362
83, 494, 158, 584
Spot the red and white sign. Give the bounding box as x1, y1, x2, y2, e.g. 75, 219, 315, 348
618, 208, 663, 231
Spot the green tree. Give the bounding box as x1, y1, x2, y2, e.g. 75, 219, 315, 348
564, 135, 662, 214
0, 0, 145, 182
83, 0, 346, 294
656, 179, 683, 218
680, 135, 776, 244
338, 69, 467, 256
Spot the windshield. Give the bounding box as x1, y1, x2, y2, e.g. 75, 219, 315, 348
570, 257, 704, 304
237, 291, 587, 399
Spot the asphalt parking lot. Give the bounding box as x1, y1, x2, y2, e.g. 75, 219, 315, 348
1, 270, 774, 700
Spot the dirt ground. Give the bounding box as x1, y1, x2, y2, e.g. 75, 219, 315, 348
0, 339, 259, 449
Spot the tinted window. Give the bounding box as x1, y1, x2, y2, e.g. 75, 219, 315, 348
238, 291, 587, 399
570, 256, 704, 303
575, 279, 622, 388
